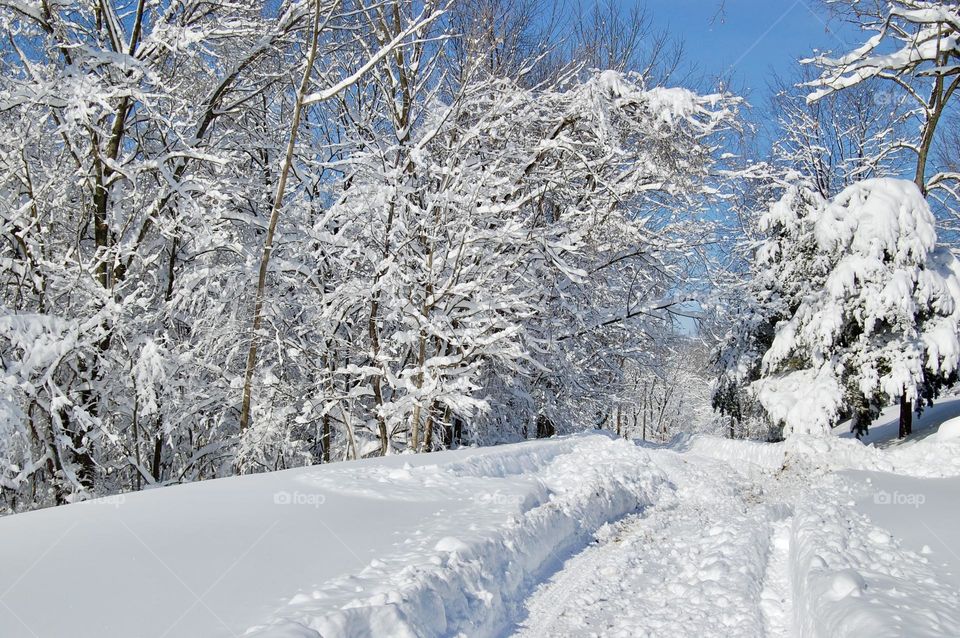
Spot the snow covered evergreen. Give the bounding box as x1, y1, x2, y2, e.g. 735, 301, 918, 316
719, 177, 960, 437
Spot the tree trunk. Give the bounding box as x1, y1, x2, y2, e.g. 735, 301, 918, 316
641, 390, 647, 441
367, 300, 390, 454
423, 401, 438, 452
536, 414, 555, 438
321, 412, 331, 463
238, 0, 323, 434
409, 327, 427, 451
899, 394, 913, 439
453, 414, 463, 447
152, 433, 163, 481
914, 50, 951, 198
132, 395, 142, 490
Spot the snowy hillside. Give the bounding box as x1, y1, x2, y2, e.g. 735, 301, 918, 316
3, 401, 960, 637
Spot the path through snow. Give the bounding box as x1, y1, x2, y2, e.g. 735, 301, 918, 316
508, 431, 960, 638
4, 407, 960, 637
759, 517, 793, 638
509, 450, 789, 638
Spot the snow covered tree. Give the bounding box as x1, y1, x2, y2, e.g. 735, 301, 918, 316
0, 0, 744, 512
619, 336, 721, 442
0, 0, 314, 505
805, 0, 960, 436
768, 70, 905, 199
713, 179, 828, 440
306, 63, 741, 453
742, 178, 960, 437
806, 1, 960, 203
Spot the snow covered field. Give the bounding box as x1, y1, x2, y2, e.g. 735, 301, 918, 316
3, 404, 960, 637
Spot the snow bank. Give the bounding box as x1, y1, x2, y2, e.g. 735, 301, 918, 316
0, 433, 669, 638
675, 431, 890, 475
682, 390, 960, 479
678, 434, 788, 470
789, 485, 960, 637
680, 432, 960, 480
679, 424, 960, 638
935, 416, 960, 441
792, 430, 960, 479
246, 434, 667, 637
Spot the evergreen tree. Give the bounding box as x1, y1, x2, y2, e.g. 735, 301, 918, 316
713, 180, 827, 439
728, 177, 960, 438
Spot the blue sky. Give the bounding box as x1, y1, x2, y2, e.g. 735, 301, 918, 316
620, 2, 867, 333
642, 0, 862, 102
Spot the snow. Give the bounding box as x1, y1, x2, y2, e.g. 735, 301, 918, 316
936, 416, 960, 441
510, 449, 779, 638
833, 394, 960, 446
4, 400, 960, 637
825, 569, 866, 601
0, 433, 665, 638
846, 471, 960, 592
753, 366, 844, 436
510, 399, 960, 637
805, 4, 960, 102
247, 434, 666, 637
815, 178, 937, 263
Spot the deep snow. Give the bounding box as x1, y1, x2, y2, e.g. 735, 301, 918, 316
0, 435, 665, 637
2, 402, 960, 637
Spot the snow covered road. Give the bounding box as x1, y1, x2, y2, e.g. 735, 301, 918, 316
3, 407, 960, 637
509, 449, 786, 638
509, 423, 960, 638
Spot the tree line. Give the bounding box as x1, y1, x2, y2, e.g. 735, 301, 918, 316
0, 0, 739, 511
1, 0, 958, 513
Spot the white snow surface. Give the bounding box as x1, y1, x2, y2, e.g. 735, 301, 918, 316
936, 415, 960, 441
3, 402, 960, 637
0, 434, 665, 638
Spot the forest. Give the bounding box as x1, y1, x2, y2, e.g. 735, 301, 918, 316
1, 0, 959, 514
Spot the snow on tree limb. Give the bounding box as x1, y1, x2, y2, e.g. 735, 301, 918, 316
805, 2, 960, 104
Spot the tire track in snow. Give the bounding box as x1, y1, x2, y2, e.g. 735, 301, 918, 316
759, 515, 794, 638
509, 512, 650, 638
507, 451, 783, 638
